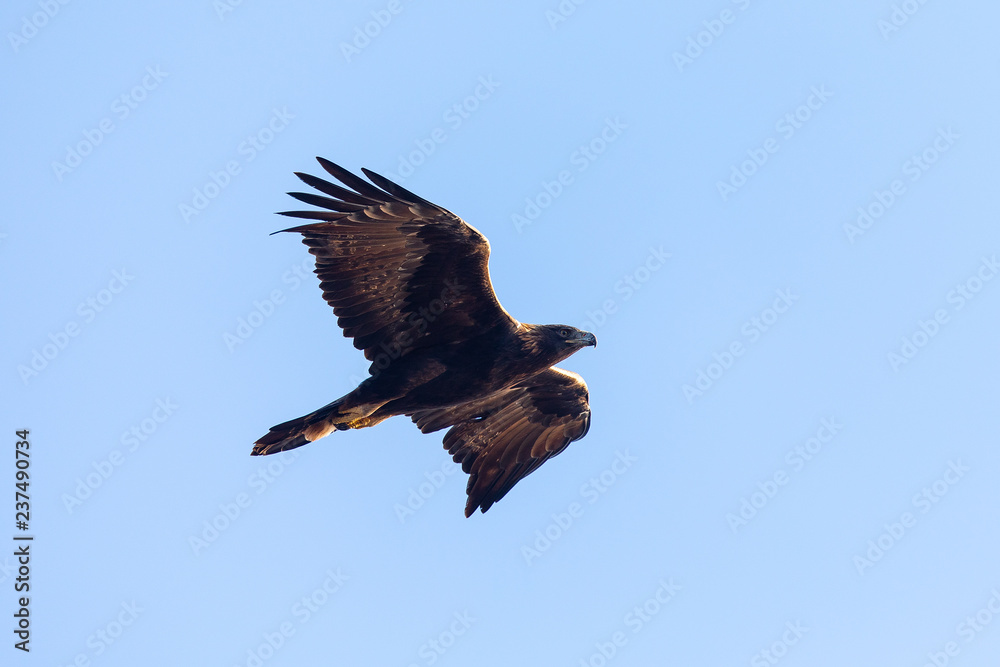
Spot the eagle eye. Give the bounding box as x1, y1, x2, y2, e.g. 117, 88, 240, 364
560, 328, 570, 337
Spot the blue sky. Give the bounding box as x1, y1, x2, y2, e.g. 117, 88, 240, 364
3, 1, 1000, 665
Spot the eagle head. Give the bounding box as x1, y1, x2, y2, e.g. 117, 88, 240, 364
523, 324, 597, 366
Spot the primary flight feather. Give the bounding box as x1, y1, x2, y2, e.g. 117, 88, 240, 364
252, 158, 596, 517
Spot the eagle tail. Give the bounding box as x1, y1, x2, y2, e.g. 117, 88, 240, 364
251, 394, 394, 456
251, 398, 350, 456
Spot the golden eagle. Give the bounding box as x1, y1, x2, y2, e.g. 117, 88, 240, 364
252, 158, 597, 516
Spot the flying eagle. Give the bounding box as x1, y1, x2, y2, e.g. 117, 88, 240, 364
252, 158, 597, 517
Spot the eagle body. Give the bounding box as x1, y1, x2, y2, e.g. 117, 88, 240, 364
353, 322, 576, 412
253, 159, 596, 516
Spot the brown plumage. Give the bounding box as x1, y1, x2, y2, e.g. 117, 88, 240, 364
252, 158, 597, 517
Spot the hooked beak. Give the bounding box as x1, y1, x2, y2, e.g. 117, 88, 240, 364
578, 331, 597, 348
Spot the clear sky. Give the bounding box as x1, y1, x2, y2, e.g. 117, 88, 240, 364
3, 1, 1000, 665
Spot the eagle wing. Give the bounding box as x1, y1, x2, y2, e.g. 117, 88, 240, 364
278, 158, 516, 368
411, 367, 592, 517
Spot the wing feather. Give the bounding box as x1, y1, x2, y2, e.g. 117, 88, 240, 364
411, 367, 591, 517
276, 158, 517, 368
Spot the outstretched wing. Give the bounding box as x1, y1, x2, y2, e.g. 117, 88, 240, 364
411, 367, 592, 517
278, 158, 517, 369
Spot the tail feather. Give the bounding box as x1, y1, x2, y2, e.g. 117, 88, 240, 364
252, 432, 310, 456
251, 399, 346, 456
